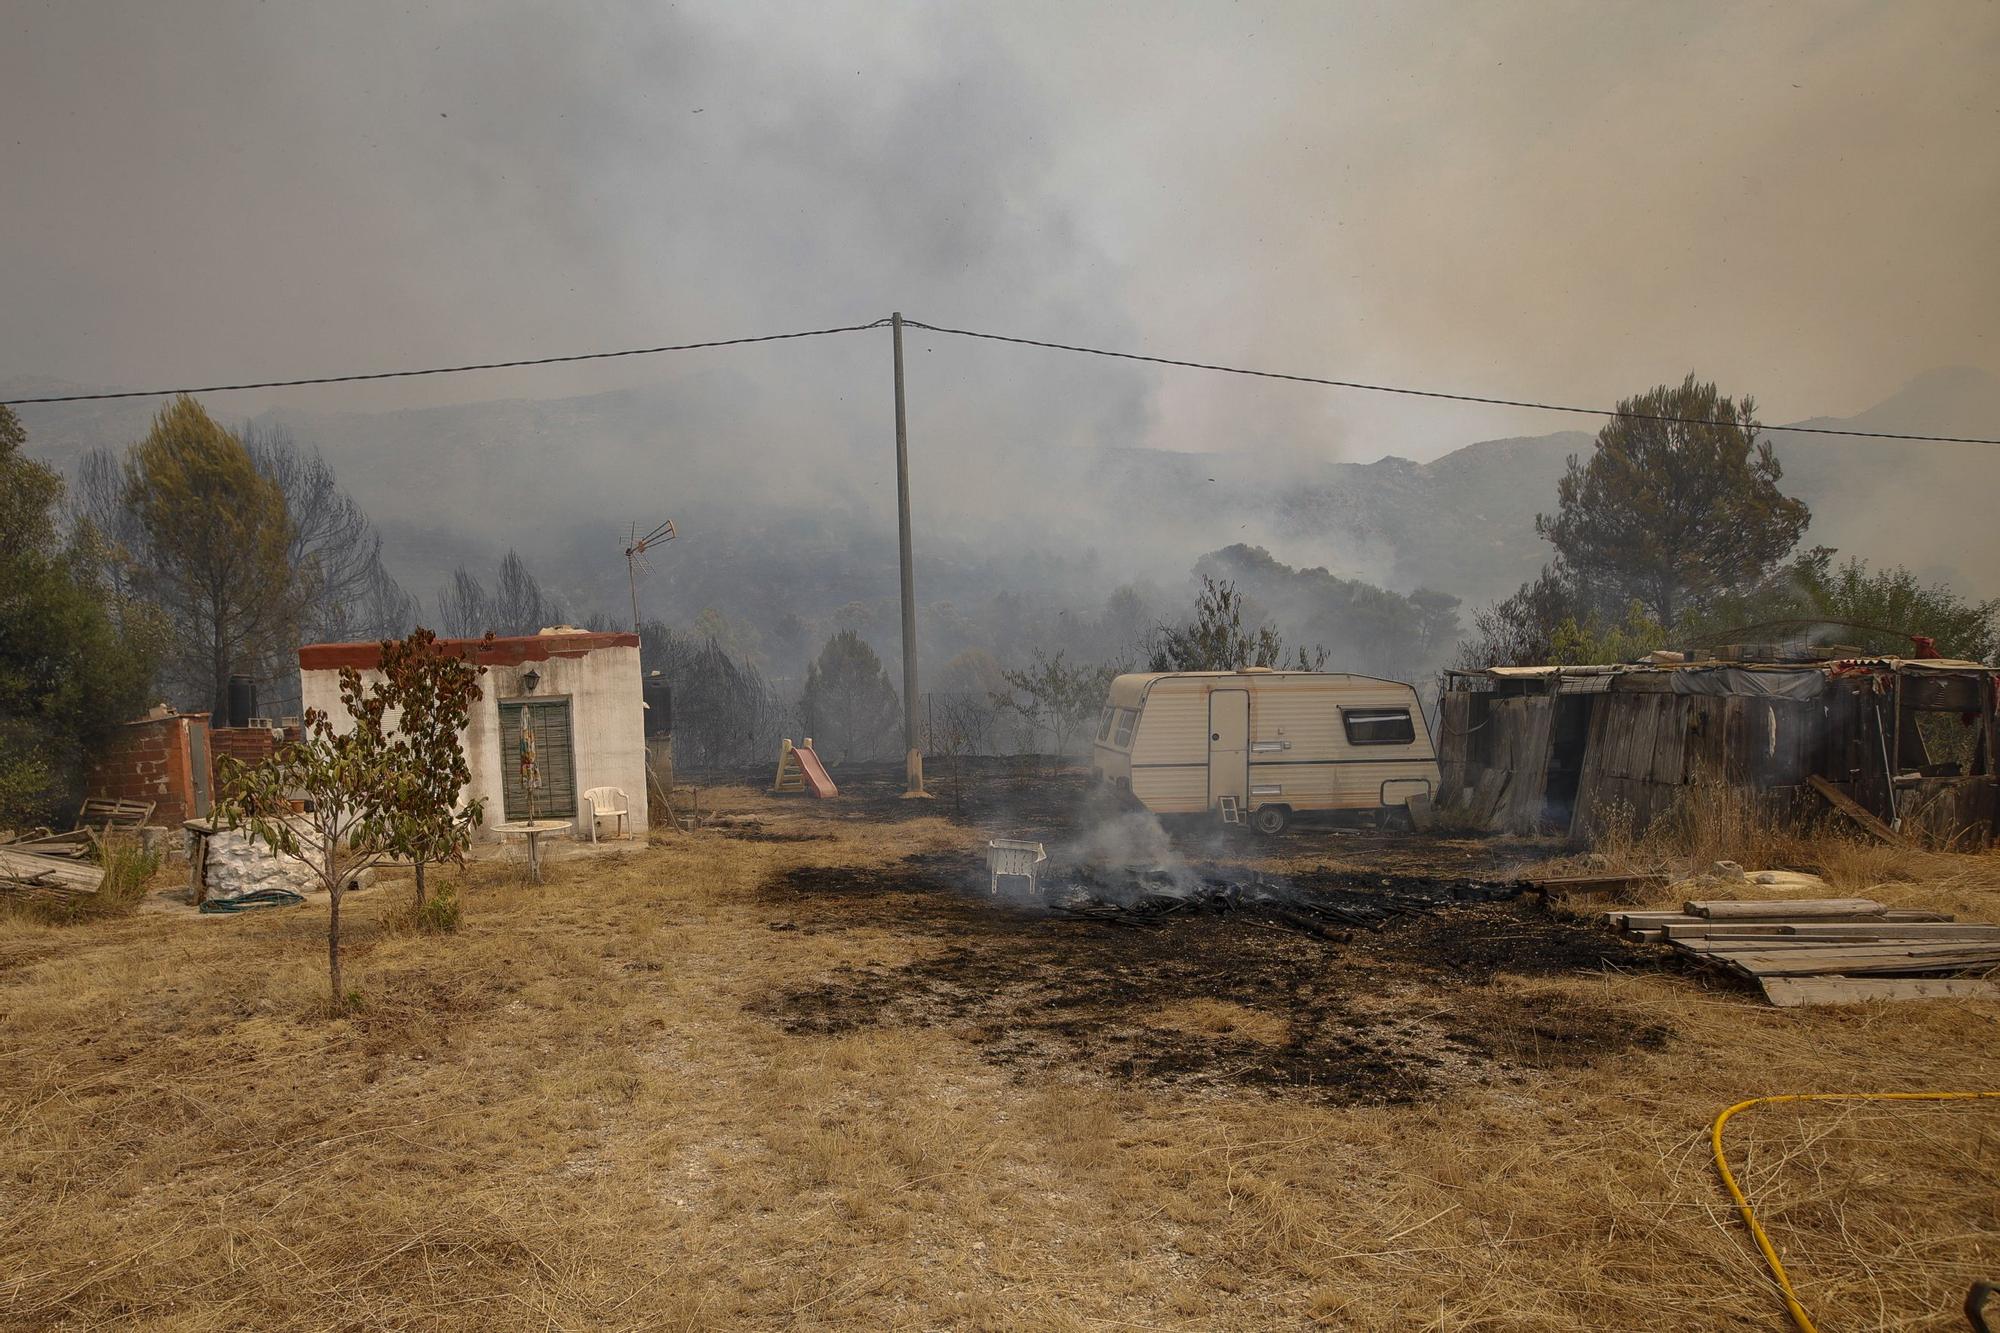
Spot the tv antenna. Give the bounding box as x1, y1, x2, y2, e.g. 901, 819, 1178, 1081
623, 518, 676, 633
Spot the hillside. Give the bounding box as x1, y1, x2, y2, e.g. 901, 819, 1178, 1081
9, 367, 1997, 658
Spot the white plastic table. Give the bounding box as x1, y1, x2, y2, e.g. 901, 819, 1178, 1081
491, 818, 572, 883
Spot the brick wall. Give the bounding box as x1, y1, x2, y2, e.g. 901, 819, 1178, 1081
209, 726, 277, 792
84, 714, 207, 826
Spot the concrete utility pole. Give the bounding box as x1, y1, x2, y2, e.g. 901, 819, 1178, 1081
892, 312, 928, 797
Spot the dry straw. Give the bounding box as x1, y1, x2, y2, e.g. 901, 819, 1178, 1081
3, 780, 1997, 1328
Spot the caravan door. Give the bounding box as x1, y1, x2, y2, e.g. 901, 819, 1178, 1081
1208, 689, 1250, 811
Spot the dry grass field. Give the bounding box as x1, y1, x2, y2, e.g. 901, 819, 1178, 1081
4, 768, 1998, 1331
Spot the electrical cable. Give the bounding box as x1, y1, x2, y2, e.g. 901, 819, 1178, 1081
0, 320, 891, 405
900, 320, 2000, 445
1711, 1091, 2000, 1333
7, 311, 1997, 445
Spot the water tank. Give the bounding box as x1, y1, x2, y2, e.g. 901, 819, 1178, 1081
226, 675, 257, 728
642, 674, 672, 737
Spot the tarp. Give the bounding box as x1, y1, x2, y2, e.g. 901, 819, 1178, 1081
1663, 668, 1824, 700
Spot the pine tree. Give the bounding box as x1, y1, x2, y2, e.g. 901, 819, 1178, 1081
1536, 374, 1809, 631
122, 396, 299, 715
799, 631, 901, 762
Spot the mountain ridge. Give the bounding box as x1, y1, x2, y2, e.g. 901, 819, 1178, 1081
10, 367, 1997, 646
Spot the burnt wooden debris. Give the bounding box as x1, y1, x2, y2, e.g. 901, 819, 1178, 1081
1601, 897, 2000, 1006
1523, 871, 1671, 899
1437, 656, 1999, 848
1804, 774, 1907, 846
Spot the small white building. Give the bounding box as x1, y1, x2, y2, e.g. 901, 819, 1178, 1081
298, 629, 648, 840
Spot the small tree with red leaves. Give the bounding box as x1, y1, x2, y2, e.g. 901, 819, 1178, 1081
377, 628, 490, 909
222, 628, 490, 1005
221, 668, 400, 1007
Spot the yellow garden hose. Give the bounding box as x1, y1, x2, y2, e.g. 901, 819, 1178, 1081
1711, 1091, 2000, 1333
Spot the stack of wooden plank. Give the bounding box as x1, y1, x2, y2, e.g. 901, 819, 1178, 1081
1603, 897, 2000, 1006
0, 845, 105, 900
0, 829, 91, 859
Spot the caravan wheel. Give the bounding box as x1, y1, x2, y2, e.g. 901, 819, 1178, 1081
1250, 805, 1290, 835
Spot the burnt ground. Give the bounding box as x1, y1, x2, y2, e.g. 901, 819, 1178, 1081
712, 755, 1527, 867
755, 849, 1675, 1106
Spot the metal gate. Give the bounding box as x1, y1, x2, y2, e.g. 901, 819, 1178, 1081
499, 698, 578, 820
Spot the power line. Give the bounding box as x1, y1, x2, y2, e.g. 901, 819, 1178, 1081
899, 319, 2000, 446
5, 310, 1996, 445
0, 320, 891, 405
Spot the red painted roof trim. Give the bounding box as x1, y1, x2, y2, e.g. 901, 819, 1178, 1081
299, 632, 639, 672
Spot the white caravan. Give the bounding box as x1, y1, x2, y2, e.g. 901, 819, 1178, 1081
1089, 668, 1438, 833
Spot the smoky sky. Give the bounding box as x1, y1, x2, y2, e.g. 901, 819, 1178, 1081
3, 0, 1996, 465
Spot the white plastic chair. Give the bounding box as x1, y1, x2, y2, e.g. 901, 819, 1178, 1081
582, 787, 630, 842
985, 838, 1047, 896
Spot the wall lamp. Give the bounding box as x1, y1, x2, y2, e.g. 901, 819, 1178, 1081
520, 667, 541, 694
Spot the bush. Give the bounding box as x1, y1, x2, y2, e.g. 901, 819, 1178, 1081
96, 836, 162, 911
388, 878, 462, 934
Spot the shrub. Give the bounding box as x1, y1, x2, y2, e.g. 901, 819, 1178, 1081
388, 878, 462, 935
96, 836, 162, 912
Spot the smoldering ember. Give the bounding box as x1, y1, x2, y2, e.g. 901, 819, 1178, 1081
4, 7, 1999, 1331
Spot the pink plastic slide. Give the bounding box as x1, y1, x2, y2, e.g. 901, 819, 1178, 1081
792, 744, 839, 798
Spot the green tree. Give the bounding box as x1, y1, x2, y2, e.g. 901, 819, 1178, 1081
799, 630, 901, 762
1148, 576, 1323, 672
220, 667, 400, 1006
1692, 548, 1999, 663
1549, 601, 1666, 665
1454, 568, 1578, 668
0, 406, 158, 825
377, 629, 491, 909
123, 396, 299, 716
0, 404, 60, 560
1536, 374, 1810, 631
1805, 559, 1998, 663
998, 650, 1119, 757
1192, 545, 1459, 680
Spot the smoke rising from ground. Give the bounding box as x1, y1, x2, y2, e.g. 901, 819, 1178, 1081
1065, 810, 1193, 885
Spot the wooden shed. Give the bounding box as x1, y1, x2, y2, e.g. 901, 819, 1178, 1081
1435, 657, 1999, 847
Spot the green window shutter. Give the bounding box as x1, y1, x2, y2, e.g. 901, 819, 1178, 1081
499, 699, 578, 819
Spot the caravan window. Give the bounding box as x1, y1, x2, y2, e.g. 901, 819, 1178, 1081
1096, 708, 1117, 742
1112, 708, 1137, 747
1342, 707, 1415, 746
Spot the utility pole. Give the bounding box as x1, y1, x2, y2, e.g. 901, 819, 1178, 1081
892, 312, 927, 797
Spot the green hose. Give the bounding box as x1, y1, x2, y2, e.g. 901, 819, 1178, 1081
199, 888, 306, 914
